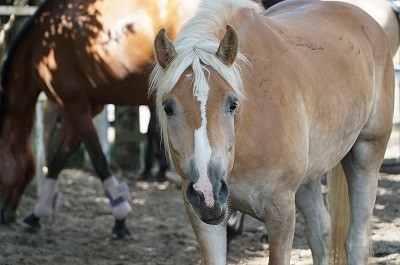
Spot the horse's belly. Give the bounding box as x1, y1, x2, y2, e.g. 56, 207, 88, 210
304, 126, 363, 183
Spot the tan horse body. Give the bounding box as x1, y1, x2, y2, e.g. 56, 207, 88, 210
152, 0, 394, 264
0, 0, 200, 231
228, 0, 400, 253
340, 0, 400, 57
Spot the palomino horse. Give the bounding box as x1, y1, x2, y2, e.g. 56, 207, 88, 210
226, 0, 400, 246
150, 0, 394, 264
0, 0, 200, 237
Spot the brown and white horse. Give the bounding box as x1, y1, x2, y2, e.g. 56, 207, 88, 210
0, 0, 200, 236
150, 0, 394, 264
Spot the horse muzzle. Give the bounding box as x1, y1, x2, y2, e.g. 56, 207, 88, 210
186, 179, 229, 225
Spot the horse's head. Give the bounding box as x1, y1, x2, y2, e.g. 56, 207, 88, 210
152, 25, 243, 225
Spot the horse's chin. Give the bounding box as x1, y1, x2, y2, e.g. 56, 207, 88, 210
193, 203, 227, 225
200, 211, 226, 225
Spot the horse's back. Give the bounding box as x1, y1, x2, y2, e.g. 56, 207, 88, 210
259, 0, 393, 130
37, 0, 166, 78
263, 0, 400, 57
232, 0, 393, 183
7, 0, 199, 106
342, 0, 400, 56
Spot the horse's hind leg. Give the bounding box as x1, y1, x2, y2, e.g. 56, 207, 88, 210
341, 136, 389, 264
22, 105, 81, 231
295, 176, 330, 265
65, 104, 132, 238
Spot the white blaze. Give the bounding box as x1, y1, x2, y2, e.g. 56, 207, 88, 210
193, 88, 214, 207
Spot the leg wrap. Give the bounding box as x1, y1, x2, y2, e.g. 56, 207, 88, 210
103, 176, 132, 220
33, 178, 62, 218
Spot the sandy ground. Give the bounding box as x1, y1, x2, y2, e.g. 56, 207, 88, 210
0, 168, 399, 265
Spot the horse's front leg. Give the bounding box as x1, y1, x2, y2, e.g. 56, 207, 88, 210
65, 103, 132, 238
182, 183, 227, 265
295, 177, 330, 265
264, 191, 296, 264
22, 105, 81, 232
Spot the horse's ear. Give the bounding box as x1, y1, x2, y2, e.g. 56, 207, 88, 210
216, 25, 239, 66
154, 28, 176, 69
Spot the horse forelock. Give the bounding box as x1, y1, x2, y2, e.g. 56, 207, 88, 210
149, 0, 261, 159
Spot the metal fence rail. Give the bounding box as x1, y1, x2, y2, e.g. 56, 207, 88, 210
0, 6, 36, 16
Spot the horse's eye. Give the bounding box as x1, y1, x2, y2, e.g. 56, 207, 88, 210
164, 105, 174, 116
229, 102, 237, 113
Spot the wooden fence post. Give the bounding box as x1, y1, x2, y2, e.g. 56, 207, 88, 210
113, 106, 145, 171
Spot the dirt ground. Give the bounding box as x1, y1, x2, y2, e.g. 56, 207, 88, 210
0, 168, 399, 265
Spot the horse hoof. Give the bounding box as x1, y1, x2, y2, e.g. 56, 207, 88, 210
21, 213, 40, 233
155, 173, 167, 182
112, 219, 131, 239
140, 170, 152, 181
260, 233, 269, 244
227, 226, 241, 246
1, 208, 16, 225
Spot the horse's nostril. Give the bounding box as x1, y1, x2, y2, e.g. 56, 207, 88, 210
218, 180, 229, 203
186, 182, 203, 206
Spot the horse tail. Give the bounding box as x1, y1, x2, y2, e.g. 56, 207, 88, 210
328, 163, 373, 264
327, 163, 350, 264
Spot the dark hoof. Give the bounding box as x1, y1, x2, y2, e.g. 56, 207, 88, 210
112, 219, 131, 239
21, 213, 41, 233
1, 207, 16, 225
260, 233, 269, 244
140, 170, 152, 181
227, 224, 242, 246
155, 172, 167, 182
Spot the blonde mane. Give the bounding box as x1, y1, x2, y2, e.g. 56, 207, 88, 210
149, 0, 261, 159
